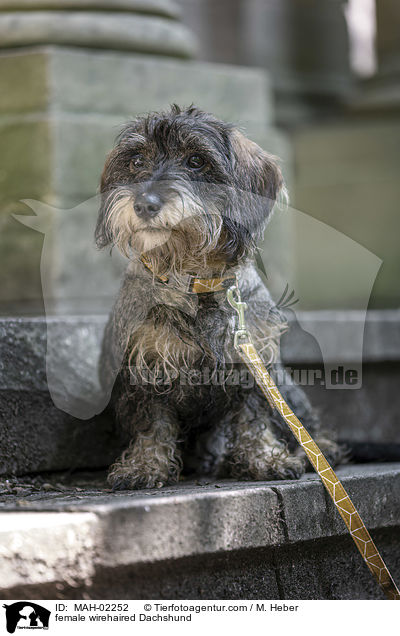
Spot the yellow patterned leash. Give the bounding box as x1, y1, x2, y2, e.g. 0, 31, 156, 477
227, 285, 400, 600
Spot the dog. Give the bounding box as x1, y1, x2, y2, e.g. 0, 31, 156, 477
95, 105, 342, 489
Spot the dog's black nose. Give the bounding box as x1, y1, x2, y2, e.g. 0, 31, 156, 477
134, 192, 163, 219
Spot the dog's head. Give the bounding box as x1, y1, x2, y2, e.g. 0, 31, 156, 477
96, 105, 283, 274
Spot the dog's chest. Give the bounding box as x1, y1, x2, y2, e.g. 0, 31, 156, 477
127, 302, 231, 372
130, 319, 203, 368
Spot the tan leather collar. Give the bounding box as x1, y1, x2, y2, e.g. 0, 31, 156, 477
140, 254, 236, 294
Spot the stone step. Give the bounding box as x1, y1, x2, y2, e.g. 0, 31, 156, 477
0, 310, 399, 476
0, 463, 398, 599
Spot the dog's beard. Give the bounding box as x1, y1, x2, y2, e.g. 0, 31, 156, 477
104, 185, 224, 275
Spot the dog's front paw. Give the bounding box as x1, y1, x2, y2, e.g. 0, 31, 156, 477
230, 445, 306, 481
107, 444, 181, 490
108, 467, 167, 491
268, 453, 305, 480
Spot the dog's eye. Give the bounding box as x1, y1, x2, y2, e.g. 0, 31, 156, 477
129, 155, 145, 171
187, 154, 205, 170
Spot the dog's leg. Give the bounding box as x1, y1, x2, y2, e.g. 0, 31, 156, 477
108, 404, 182, 489
226, 392, 306, 481
226, 368, 344, 480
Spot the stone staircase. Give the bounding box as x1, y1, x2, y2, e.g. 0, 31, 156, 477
0, 310, 399, 599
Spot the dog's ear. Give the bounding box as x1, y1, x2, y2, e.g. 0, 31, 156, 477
95, 209, 111, 249
95, 152, 116, 248
230, 129, 284, 214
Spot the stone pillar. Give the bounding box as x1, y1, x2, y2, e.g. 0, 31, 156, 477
0, 0, 195, 57
376, 0, 400, 77
241, 0, 353, 126
180, 0, 353, 124
0, 0, 290, 313
353, 0, 400, 110
177, 0, 243, 65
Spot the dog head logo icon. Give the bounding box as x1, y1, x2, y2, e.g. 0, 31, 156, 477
3, 602, 50, 633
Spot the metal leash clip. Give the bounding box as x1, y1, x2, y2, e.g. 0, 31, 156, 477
226, 284, 252, 350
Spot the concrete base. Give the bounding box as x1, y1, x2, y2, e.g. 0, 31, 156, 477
0, 463, 398, 599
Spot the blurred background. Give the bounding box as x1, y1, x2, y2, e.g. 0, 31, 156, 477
0, 0, 399, 313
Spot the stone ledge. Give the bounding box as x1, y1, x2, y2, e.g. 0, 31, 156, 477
1, 309, 399, 391
0, 463, 398, 598
0, 1, 181, 19
0, 511, 98, 591
0, 11, 196, 58
282, 308, 400, 363
2, 310, 398, 393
